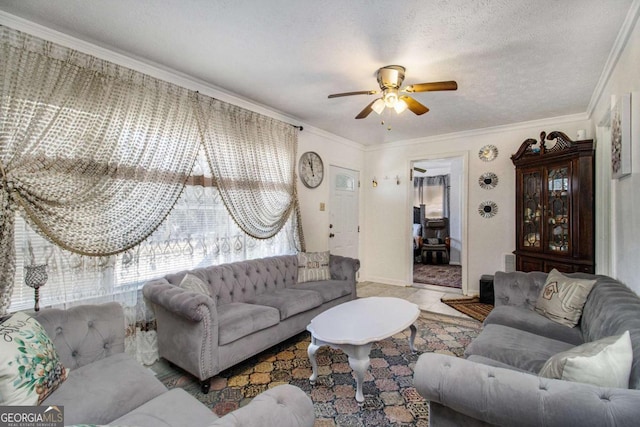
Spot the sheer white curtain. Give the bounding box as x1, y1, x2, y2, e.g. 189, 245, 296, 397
1, 25, 301, 364
0, 25, 201, 314
195, 97, 304, 248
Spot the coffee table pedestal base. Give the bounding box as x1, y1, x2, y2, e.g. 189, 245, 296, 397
308, 324, 417, 403
308, 337, 372, 403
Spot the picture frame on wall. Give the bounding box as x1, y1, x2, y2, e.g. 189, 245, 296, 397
611, 93, 631, 179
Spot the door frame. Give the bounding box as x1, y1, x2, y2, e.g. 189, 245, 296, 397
407, 151, 469, 295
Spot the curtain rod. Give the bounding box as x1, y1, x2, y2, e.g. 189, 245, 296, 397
194, 91, 302, 131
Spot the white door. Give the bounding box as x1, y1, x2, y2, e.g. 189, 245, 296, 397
329, 166, 359, 258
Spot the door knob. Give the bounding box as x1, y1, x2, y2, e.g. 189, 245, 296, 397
329, 233, 335, 238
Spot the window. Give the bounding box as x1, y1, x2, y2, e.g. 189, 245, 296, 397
421, 185, 444, 218
10, 180, 297, 313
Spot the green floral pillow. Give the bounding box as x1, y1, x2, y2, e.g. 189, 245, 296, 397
0, 311, 68, 405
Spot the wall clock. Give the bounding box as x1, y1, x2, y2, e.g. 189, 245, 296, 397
479, 145, 498, 162
298, 151, 324, 189
478, 201, 498, 218
478, 172, 499, 189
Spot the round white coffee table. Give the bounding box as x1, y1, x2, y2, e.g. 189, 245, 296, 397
306, 296, 420, 403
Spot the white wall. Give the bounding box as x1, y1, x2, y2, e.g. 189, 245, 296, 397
297, 127, 365, 253
360, 116, 591, 294
589, 8, 640, 294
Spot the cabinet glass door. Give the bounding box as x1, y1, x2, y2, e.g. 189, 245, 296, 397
547, 166, 570, 253
522, 171, 542, 248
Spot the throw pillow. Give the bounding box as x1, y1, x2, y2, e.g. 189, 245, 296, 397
179, 273, 210, 296
534, 269, 596, 327
297, 251, 331, 283
539, 330, 632, 388
0, 312, 68, 405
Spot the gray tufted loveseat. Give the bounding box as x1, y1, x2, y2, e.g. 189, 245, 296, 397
143, 254, 360, 392
414, 271, 640, 426
33, 302, 315, 427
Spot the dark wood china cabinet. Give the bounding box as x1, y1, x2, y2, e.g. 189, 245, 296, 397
511, 131, 595, 273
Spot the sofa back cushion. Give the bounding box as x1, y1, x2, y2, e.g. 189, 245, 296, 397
580, 276, 640, 389
33, 302, 126, 370
165, 255, 298, 305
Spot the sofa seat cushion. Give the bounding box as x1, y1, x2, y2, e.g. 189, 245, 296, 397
247, 289, 323, 321
292, 280, 352, 303
43, 352, 166, 425
484, 306, 584, 346
464, 324, 574, 374
217, 303, 281, 346
111, 388, 218, 427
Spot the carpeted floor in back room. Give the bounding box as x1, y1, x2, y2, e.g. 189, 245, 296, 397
412, 263, 461, 289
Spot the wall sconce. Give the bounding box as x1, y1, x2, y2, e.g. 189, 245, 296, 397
372, 177, 378, 187
396, 175, 400, 185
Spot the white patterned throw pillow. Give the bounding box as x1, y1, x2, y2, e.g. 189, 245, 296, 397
179, 273, 210, 296
0, 312, 68, 405
534, 269, 596, 327
297, 251, 331, 283
539, 330, 633, 388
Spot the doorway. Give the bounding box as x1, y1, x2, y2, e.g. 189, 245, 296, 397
411, 157, 464, 291
329, 165, 359, 259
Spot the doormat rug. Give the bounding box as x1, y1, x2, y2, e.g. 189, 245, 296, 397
441, 296, 494, 322
412, 264, 461, 288
151, 311, 482, 427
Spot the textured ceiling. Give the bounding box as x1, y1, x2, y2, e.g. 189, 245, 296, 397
0, 0, 633, 145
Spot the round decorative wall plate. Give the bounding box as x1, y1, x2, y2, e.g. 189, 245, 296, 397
479, 145, 498, 162
478, 201, 498, 218
478, 172, 499, 189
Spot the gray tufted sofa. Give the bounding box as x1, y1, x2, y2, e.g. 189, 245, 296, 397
143, 254, 360, 392
414, 271, 640, 426
34, 302, 315, 427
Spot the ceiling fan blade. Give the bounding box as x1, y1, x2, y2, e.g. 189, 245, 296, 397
400, 96, 429, 115
355, 99, 381, 119
403, 80, 458, 93
328, 90, 377, 98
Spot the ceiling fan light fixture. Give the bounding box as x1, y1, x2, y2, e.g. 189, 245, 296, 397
371, 98, 385, 115
383, 88, 399, 108
394, 98, 408, 114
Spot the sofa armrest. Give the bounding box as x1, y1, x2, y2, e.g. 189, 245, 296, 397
209, 384, 314, 427
329, 254, 360, 282
143, 280, 216, 322
493, 271, 548, 309
414, 353, 640, 427
143, 280, 220, 381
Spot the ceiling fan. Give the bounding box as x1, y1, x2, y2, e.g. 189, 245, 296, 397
328, 65, 457, 119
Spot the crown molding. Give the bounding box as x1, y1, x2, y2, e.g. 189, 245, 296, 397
364, 112, 589, 152
587, 0, 640, 117
302, 125, 365, 150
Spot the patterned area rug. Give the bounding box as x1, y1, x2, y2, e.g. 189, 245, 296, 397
441, 296, 494, 322
151, 311, 482, 426
412, 264, 461, 288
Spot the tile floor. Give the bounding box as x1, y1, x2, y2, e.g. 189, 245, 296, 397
356, 281, 471, 319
